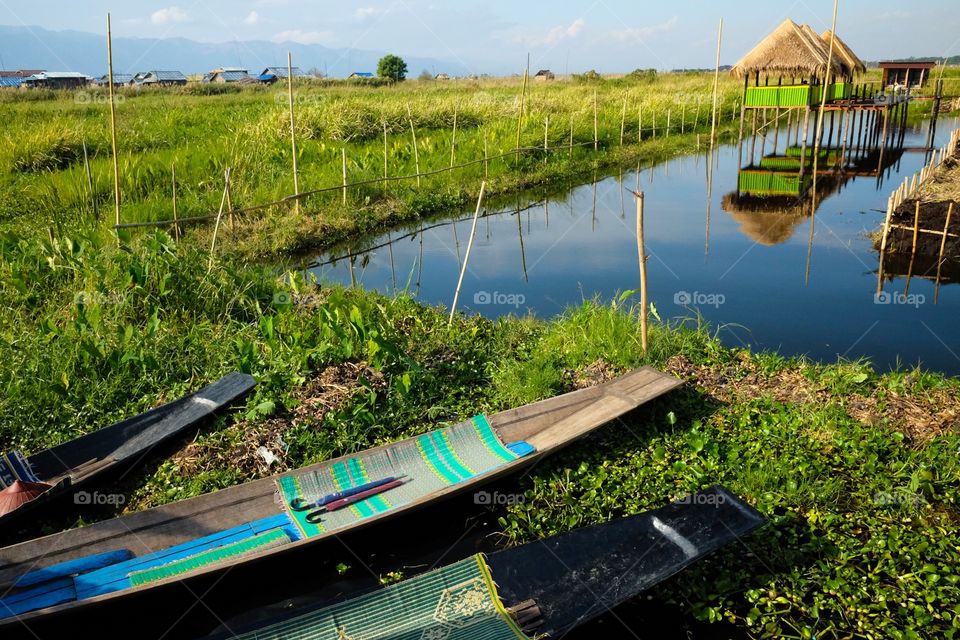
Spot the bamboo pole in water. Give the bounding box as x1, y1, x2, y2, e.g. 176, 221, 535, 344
635, 191, 649, 356
285, 53, 301, 214
876, 195, 894, 294
934, 202, 954, 303
811, 0, 839, 200
106, 14, 121, 227
449, 181, 487, 324
709, 18, 724, 150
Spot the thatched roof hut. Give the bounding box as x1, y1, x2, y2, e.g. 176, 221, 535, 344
820, 30, 866, 76
731, 19, 847, 81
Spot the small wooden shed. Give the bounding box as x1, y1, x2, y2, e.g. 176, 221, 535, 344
878, 61, 937, 88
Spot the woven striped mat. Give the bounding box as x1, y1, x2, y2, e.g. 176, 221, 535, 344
277, 415, 530, 539
230, 554, 530, 640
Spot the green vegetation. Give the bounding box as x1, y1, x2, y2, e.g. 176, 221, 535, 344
0, 73, 742, 259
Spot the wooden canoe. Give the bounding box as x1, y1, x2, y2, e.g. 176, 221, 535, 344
207, 486, 766, 639
0, 366, 681, 629
0, 372, 256, 536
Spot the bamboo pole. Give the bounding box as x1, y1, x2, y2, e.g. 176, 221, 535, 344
681, 101, 686, 134
638, 106, 642, 143
383, 121, 388, 193
449, 181, 487, 324
450, 102, 458, 169
407, 104, 421, 187
224, 168, 234, 230
515, 69, 528, 162
287, 52, 300, 214
207, 168, 231, 272
106, 14, 121, 228
877, 196, 894, 294
934, 202, 954, 301
811, 0, 839, 200
708, 18, 724, 150
483, 129, 489, 179
620, 97, 627, 145
911, 200, 921, 254
341, 147, 348, 205
593, 89, 599, 150
82, 140, 96, 218
666, 109, 671, 137
171, 164, 180, 242
635, 191, 648, 356
569, 113, 574, 156
544, 116, 549, 152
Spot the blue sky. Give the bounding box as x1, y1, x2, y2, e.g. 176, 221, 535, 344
1, 0, 957, 72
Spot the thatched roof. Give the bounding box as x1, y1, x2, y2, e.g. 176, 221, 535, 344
820, 30, 866, 75
721, 193, 807, 245
731, 19, 846, 79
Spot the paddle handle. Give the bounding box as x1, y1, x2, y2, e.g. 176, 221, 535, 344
325, 478, 405, 512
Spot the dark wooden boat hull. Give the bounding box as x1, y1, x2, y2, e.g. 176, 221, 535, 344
0, 367, 681, 632
201, 486, 766, 639
0, 373, 256, 537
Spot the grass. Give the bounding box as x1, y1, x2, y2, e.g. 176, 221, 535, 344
1, 72, 959, 638
0, 73, 742, 257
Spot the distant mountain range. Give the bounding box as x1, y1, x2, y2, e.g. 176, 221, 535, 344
0, 25, 476, 78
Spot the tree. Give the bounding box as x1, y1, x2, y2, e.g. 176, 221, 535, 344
377, 54, 408, 82
418, 69, 433, 81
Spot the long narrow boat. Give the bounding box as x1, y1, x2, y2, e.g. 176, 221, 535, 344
0, 372, 256, 536
0, 367, 681, 631
205, 486, 766, 640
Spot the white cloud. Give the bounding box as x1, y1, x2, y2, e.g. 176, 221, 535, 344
150, 6, 190, 26
354, 7, 381, 22
272, 30, 335, 45
243, 11, 260, 25
516, 18, 586, 47
610, 16, 678, 42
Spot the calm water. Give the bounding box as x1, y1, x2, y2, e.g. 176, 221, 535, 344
311, 116, 960, 375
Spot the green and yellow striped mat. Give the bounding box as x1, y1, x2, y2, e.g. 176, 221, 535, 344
278, 415, 525, 539
128, 529, 292, 587
230, 554, 530, 640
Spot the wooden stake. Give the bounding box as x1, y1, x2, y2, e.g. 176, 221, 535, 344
709, 18, 724, 150
106, 14, 121, 227
383, 121, 388, 193
636, 191, 648, 356
224, 168, 234, 230
450, 102, 458, 169
82, 140, 96, 218
666, 109, 671, 137
287, 52, 300, 213
911, 200, 921, 254
934, 202, 954, 298
207, 168, 230, 272
483, 129, 489, 179
171, 164, 180, 242
638, 106, 642, 143
593, 89, 599, 150
877, 195, 894, 293
407, 104, 421, 187
620, 97, 627, 145
544, 116, 549, 152
449, 181, 487, 324
811, 0, 839, 199
515, 69, 528, 162
341, 147, 348, 205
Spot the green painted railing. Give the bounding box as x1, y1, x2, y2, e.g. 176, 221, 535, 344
744, 83, 850, 108
738, 170, 811, 197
